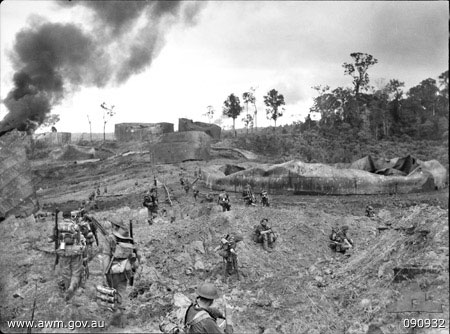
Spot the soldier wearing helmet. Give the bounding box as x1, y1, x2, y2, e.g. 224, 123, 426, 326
218, 189, 231, 212
253, 218, 277, 252
366, 205, 375, 218
260, 189, 270, 207
329, 225, 353, 254
55, 210, 87, 301
102, 218, 140, 328
143, 188, 158, 225
184, 283, 233, 334
242, 184, 256, 206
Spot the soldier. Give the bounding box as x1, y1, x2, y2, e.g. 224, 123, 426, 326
143, 188, 158, 225
184, 180, 191, 194
183, 283, 233, 334
329, 225, 354, 254
242, 184, 256, 206
193, 187, 199, 201
218, 189, 231, 212
55, 210, 88, 301
73, 209, 98, 262
96, 186, 101, 196
87, 190, 98, 210
260, 189, 269, 207
366, 205, 375, 218
102, 219, 140, 328
205, 193, 214, 203
214, 234, 242, 277
253, 218, 277, 252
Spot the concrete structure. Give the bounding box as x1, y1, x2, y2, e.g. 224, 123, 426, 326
33, 132, 71, 146
178, 118, 221, 140
115, 123, 174, 142
0, 130, 38, 220
149, 131, 211, 164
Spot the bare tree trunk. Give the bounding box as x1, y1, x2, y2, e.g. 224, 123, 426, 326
103, 122, 106, 141
233, 118, 236, 137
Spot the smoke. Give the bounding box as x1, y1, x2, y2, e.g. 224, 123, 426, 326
0, 0, 205, 135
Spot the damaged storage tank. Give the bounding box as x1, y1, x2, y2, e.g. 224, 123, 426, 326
0, 130, 38, 221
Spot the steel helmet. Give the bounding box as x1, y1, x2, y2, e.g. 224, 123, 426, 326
62, 210, 72, 219
110, 218, 128, 230
341, 225, 349, 231
196, 283, 220, 300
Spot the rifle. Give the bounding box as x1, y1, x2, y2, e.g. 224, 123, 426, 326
85, 215, 108, 238
27, 281, 38, 334
53, 209, 60, 270
153, 176, 158, 198
128, 220, 140, 286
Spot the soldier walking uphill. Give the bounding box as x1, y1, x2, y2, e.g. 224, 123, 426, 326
143, 188, 158, 225
101, 219, 141, 328
214, 234, 242, 278
260, 189, 270, 207
242, 184, 256, 206
329, 225, 354, 254
218, 189, 231, 212
253, 218, 277, 252
52, 211, 89, 301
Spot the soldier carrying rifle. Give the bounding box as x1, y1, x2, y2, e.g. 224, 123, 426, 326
100, 219, 141, 328
329, 225, 354, 254
214, 234, 242, 278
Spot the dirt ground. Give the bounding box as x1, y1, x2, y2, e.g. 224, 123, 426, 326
0, 148, 448, 334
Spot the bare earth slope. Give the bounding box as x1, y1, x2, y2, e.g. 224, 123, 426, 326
0, 152, 448, 334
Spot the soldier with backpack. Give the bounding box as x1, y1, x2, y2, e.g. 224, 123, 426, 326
242, 184, 256, 206
53, 210, 88, 301
159, 283, 233, 334
184, 283, 233, 334
143, 188, 158, 225
214, 234, 242, 278
100, 219, 141, 328
329, 225, 354, 254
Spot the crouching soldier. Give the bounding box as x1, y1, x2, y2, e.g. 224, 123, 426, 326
101, 219, 140, 328
143, 188, 158, 225
56, 211, 88, 301
329, 225, 354, 254
253, 218, 277, 252
218, 189, 231, 212
366, 205, 375, 218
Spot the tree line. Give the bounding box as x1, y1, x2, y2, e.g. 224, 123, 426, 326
304, 52, 448, 142
205, 88, 286, 137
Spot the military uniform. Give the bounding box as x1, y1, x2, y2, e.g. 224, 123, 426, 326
184, 283, 232, 334
218, 191, 231, 212
57, 211, 88, 301
260, 190, 269, 207
143, 189, 158, 224
216, 235, 241, 276
103, 219, 140, 328
329, 226, 353, 253
242, 185, 255, 206
366, 205, 375, 218
253, 219, 277, 251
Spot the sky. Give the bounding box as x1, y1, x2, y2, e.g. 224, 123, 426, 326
0, 1, 448, 134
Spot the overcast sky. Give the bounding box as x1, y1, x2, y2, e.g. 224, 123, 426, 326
0, 1, 448, 133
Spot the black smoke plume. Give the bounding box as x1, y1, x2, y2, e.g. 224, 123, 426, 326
0, 1, 205, 136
